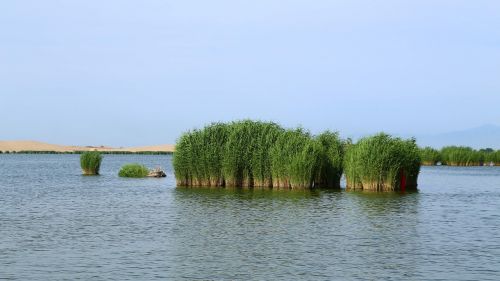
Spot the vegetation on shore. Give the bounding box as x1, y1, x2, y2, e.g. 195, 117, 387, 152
173, 120, 345, 189
344, 133, 421, 192
118, 163, 149, 178
418, 146, 500, 166
419, 147, 441, 166
80, 151, 102, 175
484, 149, 500, 166
0, 150, 172, 155
441, 146, 481, 166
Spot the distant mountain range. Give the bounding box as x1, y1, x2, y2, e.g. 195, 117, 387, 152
416, 124, 500, 149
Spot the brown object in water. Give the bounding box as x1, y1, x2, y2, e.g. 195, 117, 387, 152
147, 167, 166, 178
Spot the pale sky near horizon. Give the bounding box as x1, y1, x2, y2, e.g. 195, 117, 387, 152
1, 1, 499, 146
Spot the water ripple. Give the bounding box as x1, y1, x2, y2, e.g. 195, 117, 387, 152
0, 155, 499, 280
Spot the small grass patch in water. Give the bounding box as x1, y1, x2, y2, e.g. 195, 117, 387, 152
118, 163, 149, 178
80, 151, 102, 175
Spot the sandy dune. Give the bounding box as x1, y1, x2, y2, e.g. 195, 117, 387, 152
0, 140, 175, 153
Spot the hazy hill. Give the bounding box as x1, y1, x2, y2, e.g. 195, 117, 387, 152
416, 124, 500, 149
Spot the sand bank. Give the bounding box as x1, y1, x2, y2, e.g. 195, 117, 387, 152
0, 140, 175, 153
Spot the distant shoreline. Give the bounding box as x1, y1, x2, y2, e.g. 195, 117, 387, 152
0, 140, 175, 154
0, 150, 172, 155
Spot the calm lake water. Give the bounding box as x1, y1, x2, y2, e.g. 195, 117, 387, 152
0, 154, 499, 280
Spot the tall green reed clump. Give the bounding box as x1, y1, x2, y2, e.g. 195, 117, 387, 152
173, 120, 345, 189
80, 151, 102, 175
222, 120, 284, 188
314, 131, 345, 188
344, 133, 421, 192
419, 146, 441, 165
440, 146, 483, 166
173, 122, 229, 186
270, 128, 322, 189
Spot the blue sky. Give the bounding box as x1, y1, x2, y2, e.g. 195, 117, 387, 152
1, 1, 499, 146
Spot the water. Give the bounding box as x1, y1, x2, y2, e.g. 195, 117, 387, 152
1, 155, 499, 280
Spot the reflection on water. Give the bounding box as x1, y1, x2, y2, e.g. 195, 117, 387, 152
0, 155, 499, 280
